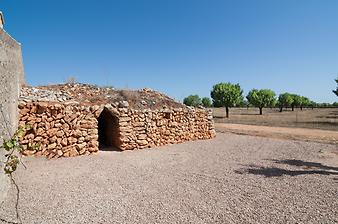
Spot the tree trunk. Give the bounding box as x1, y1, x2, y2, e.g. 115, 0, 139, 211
259, 107, 263, 115
300, 106, 303, 111
225, 107, 229, 118
292, 106, 294, 111
279, 107, 283, 112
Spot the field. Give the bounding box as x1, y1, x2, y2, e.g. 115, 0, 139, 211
213, 107, 338, 131
1, 133, 337, 224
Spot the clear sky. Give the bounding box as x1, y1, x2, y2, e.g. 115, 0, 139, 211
2, 0, 338, 103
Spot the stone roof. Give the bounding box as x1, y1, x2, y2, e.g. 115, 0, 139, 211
20, 83, 187, 110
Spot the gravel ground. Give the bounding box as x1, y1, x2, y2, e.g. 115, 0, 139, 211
1, 133, 337, 224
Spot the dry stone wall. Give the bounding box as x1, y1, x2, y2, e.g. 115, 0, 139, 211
18, 101, 215, 158
117, 108, 216, 150
18, 102, 100, 159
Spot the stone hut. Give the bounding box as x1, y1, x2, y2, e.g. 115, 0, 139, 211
19, 84, 216, 158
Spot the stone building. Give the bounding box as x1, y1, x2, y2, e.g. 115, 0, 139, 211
18, 84, 216, 158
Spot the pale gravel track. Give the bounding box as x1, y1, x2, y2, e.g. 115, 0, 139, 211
0, 133, 337, 224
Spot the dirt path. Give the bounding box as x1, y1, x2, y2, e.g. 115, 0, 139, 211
215, 123, 338, 144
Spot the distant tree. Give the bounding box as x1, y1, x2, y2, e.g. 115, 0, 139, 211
241, 99, 250, 109
318, 103, 331, 108
278, 93, 294, 112
210, 82, 243, 118
246, 89, 276, 115
309, 100, 317, 110
290, 94, 302, 111
234, 98, 245, 108
201, 97, 212, 108
333, 77, 338, 97
183, 95, 202, 107
300, 96, 310, 110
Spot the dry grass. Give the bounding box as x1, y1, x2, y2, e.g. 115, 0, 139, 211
213, 107, 338, 131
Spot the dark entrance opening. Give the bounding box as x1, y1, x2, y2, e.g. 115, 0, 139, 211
98, 108, 121, 151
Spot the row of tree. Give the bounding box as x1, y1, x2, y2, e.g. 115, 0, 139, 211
183, 82, 335, 118
183, 95, 212, 108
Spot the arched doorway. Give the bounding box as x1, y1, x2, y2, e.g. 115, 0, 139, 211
97, 108, 121, 150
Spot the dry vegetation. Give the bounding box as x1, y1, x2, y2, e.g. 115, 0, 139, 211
34, 83, 184, 109
213, 107, 338, 131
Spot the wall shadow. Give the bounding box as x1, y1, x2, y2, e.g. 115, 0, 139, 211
235, 159, 338, 178
99, 146, 123, 152
272, 159, 338, 172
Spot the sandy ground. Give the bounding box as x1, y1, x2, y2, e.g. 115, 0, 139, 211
215, 123, 338, 144
0, 133, 337, 224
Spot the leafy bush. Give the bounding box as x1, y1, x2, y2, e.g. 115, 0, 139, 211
1, 125, 30, 175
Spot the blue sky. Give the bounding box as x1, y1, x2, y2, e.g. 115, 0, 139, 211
2, 0, 338, 103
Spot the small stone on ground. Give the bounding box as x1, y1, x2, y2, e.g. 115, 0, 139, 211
0, 133, 337, 224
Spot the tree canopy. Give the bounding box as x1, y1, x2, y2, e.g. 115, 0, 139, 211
300, 96, 310, 110
278, 93, 294, 112
289, 94, 312, 111
211, 82, 243, 117
291, 94, 302, 111
183, 95, 202, 107
246, 89, 276, 114
201, 97, 212, 108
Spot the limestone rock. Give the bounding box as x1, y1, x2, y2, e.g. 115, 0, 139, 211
118, 101, 129, 108
18, 101, 215, 158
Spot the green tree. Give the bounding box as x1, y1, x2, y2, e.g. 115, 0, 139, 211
210, 82, 243, 118
309, 100, 317, 110
278, 93, 294, 112
246, 89, 276, 115
240, 99, 250, 109
333, 77, 338, 97
201, 97, 212, 108
300, 96, 310, 110
183, 95, 202, 107
291, 94, 302, 111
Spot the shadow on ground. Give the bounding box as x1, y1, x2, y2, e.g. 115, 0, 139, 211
99, 146, 122, 152
235, 159, 338, 178
273, 159, 338, 171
